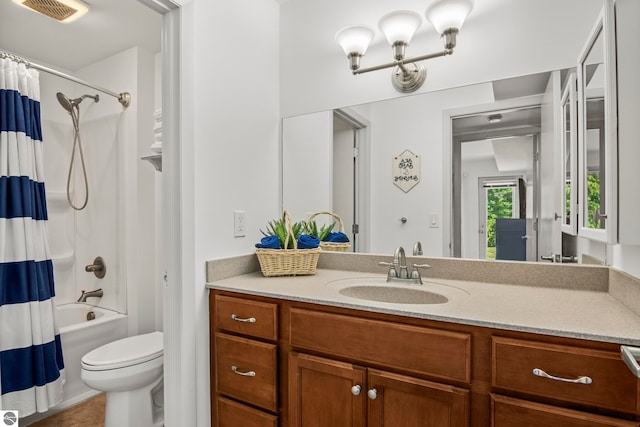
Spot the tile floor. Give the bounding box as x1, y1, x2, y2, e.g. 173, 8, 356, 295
28, 394, 105, 427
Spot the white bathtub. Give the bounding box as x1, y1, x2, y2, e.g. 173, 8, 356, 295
23, 303, 128, 425
56, 303, 127, 401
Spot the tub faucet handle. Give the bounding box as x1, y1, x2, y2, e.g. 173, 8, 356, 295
85, 256, 106, 279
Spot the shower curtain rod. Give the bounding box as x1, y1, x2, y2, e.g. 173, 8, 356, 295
0, 50, 131, 108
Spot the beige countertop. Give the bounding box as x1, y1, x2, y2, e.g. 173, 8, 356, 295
205, 253, 640, 346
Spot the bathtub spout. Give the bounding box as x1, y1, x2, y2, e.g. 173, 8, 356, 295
77, 288, 103, 303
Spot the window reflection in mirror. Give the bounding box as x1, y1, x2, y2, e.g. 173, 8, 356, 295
560, 72, 577, 234
564, 101, 571, 226
581, 25, 605, 230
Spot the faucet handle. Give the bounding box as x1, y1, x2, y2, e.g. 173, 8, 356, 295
409, 264, 431, 284
412, 263, 431, 269
378, 261, 398, 279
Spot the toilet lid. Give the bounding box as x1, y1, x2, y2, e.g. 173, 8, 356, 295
82, 331, 163, 371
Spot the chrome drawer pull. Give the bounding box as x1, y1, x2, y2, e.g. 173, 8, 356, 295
231, 314, 256, 323
621, 345, 640, 378
532, 368, 592, 384
231, 365, 256, 377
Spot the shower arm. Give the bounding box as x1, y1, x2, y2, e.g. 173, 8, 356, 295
0, 50, 131, 108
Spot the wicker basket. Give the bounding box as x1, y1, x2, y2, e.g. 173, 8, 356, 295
255, 211, 320, 277
307, 211, 351, 252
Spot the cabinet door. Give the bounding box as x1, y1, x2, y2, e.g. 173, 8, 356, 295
577, 0, 617, 243
367, 369, 469, 427
289, 352, 366, 427
491, 394, 640, 427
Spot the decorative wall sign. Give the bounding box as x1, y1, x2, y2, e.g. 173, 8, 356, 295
393, 150, 420, 193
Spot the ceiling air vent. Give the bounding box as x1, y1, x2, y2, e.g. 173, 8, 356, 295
13, 0, 90, 23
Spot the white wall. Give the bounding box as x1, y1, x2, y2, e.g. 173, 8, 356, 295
282, 110, 333, 219
280, 0, 603, 117
367, 83, 495, 255
185, 1, 281, 425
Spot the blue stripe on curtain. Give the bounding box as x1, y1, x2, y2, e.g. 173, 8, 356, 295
0, 59, 64, 414
0, 260, 55, 305
0, 88, 42, 141
0, 336, 65, 394
0, 176, 48, 220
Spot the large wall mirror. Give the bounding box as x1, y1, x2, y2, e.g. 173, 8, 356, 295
281, 1, 611, 264
283, 73, 565, 261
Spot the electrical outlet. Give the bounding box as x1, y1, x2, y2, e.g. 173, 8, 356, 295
234, 211, 246, 237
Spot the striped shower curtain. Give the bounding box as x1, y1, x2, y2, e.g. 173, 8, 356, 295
0, 57, 65, 416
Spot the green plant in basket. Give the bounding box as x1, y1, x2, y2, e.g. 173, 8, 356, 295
261, 218, 306, 249
305, 220, 336, 242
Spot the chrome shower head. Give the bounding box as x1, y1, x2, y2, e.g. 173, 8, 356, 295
56, 92, 100, 112
56, 92, 74, 113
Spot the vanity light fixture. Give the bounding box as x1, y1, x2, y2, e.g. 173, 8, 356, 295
335, 0, 473, 93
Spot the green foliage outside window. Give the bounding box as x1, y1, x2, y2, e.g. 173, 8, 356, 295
486, 187, 514, 257
566, 176, 601, 228
565, 181, 571, 220
586, 173, 601, 229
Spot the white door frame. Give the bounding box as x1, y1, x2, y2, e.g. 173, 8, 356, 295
477, 176, 522, 259
442, 95, 543, 258
136, 1, 194, 426
333, 108, 371, 253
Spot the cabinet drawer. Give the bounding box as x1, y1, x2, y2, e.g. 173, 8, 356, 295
491, 394, 640, 427
215, 333, 278, 412
216, 396, 278, 427
290, 308, 471, 383
215, 295, 278, 341
492, 336, 638, 413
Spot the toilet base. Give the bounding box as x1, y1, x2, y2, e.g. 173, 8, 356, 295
104, 377, 164, 427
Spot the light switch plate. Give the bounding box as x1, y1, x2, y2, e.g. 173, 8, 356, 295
428, 213, 439, 228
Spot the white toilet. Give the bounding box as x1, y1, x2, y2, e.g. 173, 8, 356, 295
81, 331, 164, 427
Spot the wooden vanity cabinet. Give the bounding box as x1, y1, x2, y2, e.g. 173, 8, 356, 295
288, 352, 469, 427
211, 294, 279, 426
209, 290, 640, 426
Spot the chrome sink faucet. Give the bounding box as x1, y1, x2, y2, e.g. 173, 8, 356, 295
77, 288, 103, 303
379, 246, 430, 285
413, 241, 423, 256
394, 246, 409, 279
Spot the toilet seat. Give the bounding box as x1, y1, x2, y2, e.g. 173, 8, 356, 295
82, 331, 163, 371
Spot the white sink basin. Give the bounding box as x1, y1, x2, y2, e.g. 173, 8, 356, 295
326, 277, 469, 305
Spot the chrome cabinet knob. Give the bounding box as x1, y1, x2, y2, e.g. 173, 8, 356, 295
351, 385, 361, 396
367, 388, 378, 400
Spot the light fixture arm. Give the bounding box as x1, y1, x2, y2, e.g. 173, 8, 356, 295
353, 48, 453, 75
